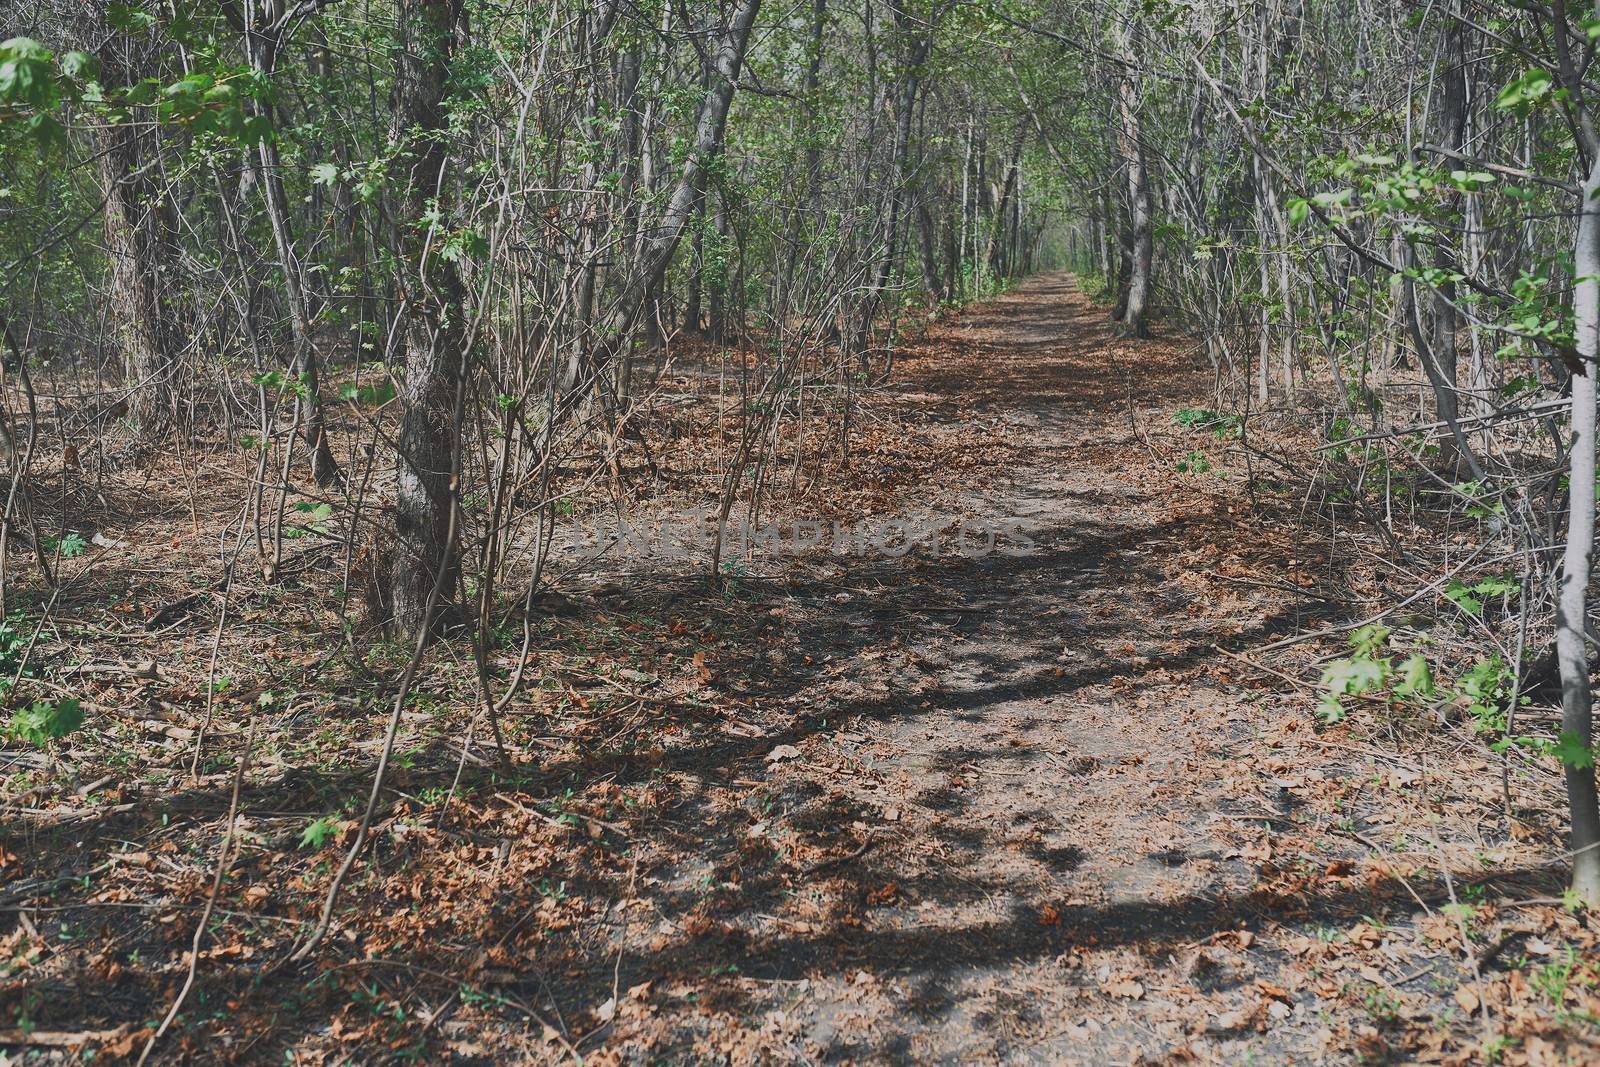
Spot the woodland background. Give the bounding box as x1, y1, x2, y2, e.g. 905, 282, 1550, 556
4, 0, 1600, 1063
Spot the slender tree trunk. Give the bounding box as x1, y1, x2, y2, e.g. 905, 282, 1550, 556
1428, 20, 1468, 454
254, 137, 340, 486
984, 129, 1023, 280
1558, 154, 1600, 905
387, 0, 467, 641
600, 0, 761, 345
1115, 46, 1153, 339
685, 193, 705, 335
917, 199, 941, 299
854, 0, 930, 358
238, 20, 340, 487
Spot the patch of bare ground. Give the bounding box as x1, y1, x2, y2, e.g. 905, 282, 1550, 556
3, 274, 1596, 1065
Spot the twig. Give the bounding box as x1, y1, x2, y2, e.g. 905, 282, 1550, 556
290, 488, 463, 961
137, 719, 255, 1067
805, 833, 876, 875
1249, 541, 1495, 655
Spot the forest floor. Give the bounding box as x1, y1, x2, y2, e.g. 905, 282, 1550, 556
5, 273, 1600, 1065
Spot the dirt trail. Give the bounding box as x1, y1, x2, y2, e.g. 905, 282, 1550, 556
8, 277, 1589, 1066
628, 274, 1361, 1063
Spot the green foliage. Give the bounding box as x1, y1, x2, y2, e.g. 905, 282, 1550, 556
1393, 653, 1435, 701
1443, 574, 1519, 616
1457, 656, 1512, 735
1173, 408, 1242, 439
1551, 732, 1597, 771
299, 814, 340, 850
285, 501, 335, 539
42, 532, 87, 559
8, 698, 83, 746
1495, 68, 1557, 116
1318, 624, 1393, 723
337, 380, 397, 407
0, 611, 34, 688
0, 37, 97, 148
155, 66, 277, 146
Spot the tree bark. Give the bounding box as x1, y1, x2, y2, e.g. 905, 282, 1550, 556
602, 0, 761, 343
96, 35, 181, 431
386, 0, 468, 641
1115, 45, 1153, 339
1558, 153, 1600, 905
237, 14, 341, 487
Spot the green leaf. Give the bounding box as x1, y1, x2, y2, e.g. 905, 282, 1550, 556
1444, 580, 1483, 615
107, 4, 159, 33
337, 381, 395, 406
43, 532, 87, 558
23, 112, 65, 149
9, 698, 83, 746
1349, 623, 1391, 657
59, 51, 96, 81
299, 814, 340, 850
1394, 654, 1435, 701
1495, 69, 1555, 115
1552, 731, 1596, 770
309, 161, 339, 187
121, 80, 158, 106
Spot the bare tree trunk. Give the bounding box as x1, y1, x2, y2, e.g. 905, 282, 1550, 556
984, 129, 1023, 281
1115, 37, 1153, 339
387, 0, 467, 641
96, 35, 180, 430
238, 18, 340, 487
854, 0, 931, 358
600, 0, 761, 346
1428, 20, 1468, 453
253, 137, 340, 487
1558, 154, 1600, 906
917, 198, 942, 299
685, 192, 705, 335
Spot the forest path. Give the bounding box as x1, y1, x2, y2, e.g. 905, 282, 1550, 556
675, 274, 1349, 1063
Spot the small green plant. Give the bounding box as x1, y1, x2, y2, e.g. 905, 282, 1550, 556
299, 814, 341, 850
285, 501, 335, 539
1175, 449, 1213, 474
1318, 624, 1392, 723
1360, 983, 1402, 1023
337, 380, 396, 407
1481, 1034, 1512, 1066
41, 532, 86, 558
1453, 480, 1506, 521
8, 697, 83, 746
1173, 407, 1242, 440
1456, 656, 1512, 736
0, 611, 34, 685
1443, 574, 1519, 616
1531, 947, 1581, 1021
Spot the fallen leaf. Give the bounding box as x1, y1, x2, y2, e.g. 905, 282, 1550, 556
1256, 980, 1290, 1003
766, 744, 801, 763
